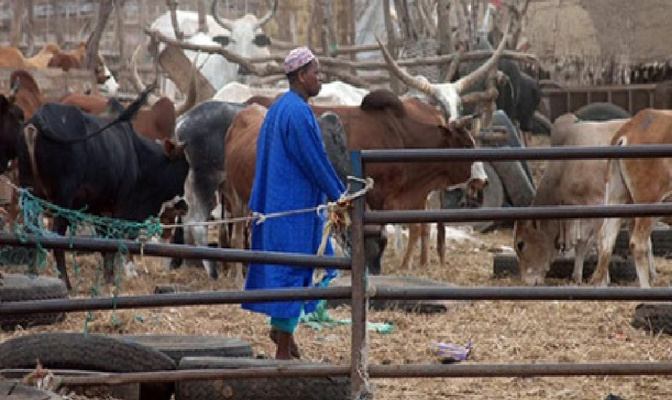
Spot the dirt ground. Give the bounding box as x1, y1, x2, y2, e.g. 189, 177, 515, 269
3, 138, 672, 400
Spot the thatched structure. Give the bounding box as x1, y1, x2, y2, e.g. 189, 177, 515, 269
525, 0, 672, 84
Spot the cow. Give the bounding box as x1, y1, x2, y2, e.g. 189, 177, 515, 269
590, 109, 672, 288
16, 91, 190, 290
213, 80, 368, 107
0, 43, 61, 69
0, 43, 119, 95
59, 94, 183, 142
149, 0, 277, 98
173, 100, 247, 279
513, 114, 629, 285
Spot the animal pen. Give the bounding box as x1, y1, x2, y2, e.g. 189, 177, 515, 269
3, 143, 672, 399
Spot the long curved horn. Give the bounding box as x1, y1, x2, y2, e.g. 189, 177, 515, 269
375, 36, 438, 98
454, 19, 511, 94
254, 0, 279, 29
175, 54, 199, 116
131, 44, 161, 105
211, 0, 232, 31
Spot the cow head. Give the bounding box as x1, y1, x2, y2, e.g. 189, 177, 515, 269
513, 219, 559, 285
376, 19, 510, 123
0, 94, 24, 173
210, 0, 277, 76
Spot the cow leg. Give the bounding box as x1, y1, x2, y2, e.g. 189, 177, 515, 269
52, 216, 71, 290
419, 223, 430, 268
647, 236, 657, 282
591, 160, 632, 287
400, 224, 420, 270
591, 216, 621, 287
572, 239, 589, 284
630, 217, 656, 288
436, 222, 445, 268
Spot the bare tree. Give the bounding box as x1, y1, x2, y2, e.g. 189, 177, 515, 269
198, 0, 208, 33
10, 0, 24, 47
50, 0, 64, 45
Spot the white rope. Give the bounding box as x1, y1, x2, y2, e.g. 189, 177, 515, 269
162, 176, 374, 230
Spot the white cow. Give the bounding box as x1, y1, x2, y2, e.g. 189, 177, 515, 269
149, 0, 277, 99
213, 80, 369, 106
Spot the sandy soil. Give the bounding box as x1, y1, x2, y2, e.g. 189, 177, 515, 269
2, 138, 672, 400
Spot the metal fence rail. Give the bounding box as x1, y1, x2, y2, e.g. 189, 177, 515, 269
2, 144, 672, 398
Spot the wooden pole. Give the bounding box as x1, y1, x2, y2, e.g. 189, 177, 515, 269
10, 0, 24, 47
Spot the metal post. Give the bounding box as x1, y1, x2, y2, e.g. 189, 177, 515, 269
349, 150, 370, 399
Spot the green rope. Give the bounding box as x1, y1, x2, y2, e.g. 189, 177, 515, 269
2, 188, 164, 331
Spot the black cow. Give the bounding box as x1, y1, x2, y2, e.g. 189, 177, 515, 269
0, 94, 25, 171
17, 101, 189, 290
459, 32, 541, 133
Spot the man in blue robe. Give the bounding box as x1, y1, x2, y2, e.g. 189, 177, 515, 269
242, 46, 347, 360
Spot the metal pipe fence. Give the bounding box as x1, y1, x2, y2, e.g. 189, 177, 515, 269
2, 144, 672, 398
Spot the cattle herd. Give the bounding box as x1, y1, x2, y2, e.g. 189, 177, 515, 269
0, 1, 670, 294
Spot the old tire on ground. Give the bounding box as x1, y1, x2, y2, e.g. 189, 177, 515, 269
111, 334, 254, 363
0, 380, 62, 399
0, 332, 176, 400
631, 303, 672, 335
0, 273, 68, 330
614, 227, 672, 257
492, 253, 637, 283
491, 160, 536, 207
175, 357, 350, 400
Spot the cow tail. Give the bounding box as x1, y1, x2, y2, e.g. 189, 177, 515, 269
606, 136, 632, 206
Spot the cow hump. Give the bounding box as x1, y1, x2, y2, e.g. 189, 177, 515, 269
360, 89, 405, 118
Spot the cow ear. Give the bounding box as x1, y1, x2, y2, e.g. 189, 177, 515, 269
212, 35, 230, 46
253, 34, 271, 47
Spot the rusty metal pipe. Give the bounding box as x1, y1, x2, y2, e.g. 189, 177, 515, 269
365, 203, 672, 224
0, 233, 350, 269
52, 361, 672, 386
0, 286, 352, 315
359, 145, 672, 163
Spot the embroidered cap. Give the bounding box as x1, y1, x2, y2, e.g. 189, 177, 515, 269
284, 46, 316, 74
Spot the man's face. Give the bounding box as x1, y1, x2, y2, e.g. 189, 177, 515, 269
299, 60, 322, 97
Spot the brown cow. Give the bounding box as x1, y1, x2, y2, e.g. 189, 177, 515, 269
591, 109, 672, 288
229, 91, 477, 275
0, 43, 62, 70
513, 114, 628, 285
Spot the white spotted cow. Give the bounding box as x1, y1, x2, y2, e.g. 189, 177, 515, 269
149, 0, 277, 99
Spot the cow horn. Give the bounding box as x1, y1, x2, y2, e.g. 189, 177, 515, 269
130, 44, 161, 105
211, 0, 233, 31
175, 53, 199, 116
375, 36, 438, 98
454, 19, 511, 94
255, 0, 278, 29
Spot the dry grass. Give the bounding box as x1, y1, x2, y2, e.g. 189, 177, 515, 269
3, 136, 672, 400
2, 223, 672, 400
